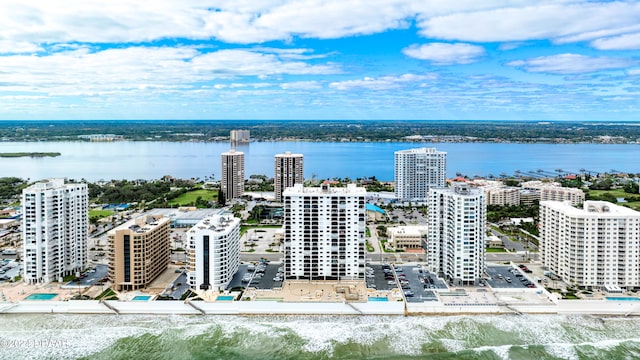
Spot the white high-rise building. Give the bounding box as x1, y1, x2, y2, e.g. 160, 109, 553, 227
22, 178, 88, 284
540, 200, 640, 289
427, 183, 486, 285
395, 147, 446, 201
283, 183, 366, 280
187, 214, 241, 291
221, 150, 244, 201
274, 152, 304, 203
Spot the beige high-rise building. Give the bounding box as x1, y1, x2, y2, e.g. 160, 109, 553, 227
274, 152, 304, 203
221, 150, 244, 201
230, 130, 250, 143
107, 214, 170, 291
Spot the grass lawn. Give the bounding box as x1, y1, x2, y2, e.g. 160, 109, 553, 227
89, 209, 114, 219
486, 247, 507, 253
168, 189, 217, 206
623, 202, 640, 210
588, 189, 628, 198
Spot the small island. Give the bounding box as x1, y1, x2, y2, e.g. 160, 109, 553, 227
0, 152, 61, 158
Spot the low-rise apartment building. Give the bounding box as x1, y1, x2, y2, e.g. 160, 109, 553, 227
386, 226, 428, 250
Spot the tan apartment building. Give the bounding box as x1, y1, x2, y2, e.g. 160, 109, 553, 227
483, 186, 521, 206
274, 151, 304, 203
221, 150, 245, 201
230, 129, 250, 143
108, 214, 170, 291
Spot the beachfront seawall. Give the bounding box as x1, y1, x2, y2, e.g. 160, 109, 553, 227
2, 299, 640, 316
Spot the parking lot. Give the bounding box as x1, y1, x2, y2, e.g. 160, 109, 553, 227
226, 261, 283, 290
65, 264, 109, 287
0, 259, 21, 282
486, 265, 536, 289
366, 264, 397, 291
366, 263, 447, 302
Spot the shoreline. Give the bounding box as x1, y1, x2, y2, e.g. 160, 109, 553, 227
2, 298, 639, 317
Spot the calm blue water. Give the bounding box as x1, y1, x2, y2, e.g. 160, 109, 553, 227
0, 141, 638, 181
606, 297, 640, 301
368, 297, 389, 302
131, 295, 151, 301
24, 293, 58, 300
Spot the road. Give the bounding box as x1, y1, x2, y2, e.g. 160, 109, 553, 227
489, 227, 528, 252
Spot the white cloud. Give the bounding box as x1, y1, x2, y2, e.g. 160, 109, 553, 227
0, 0, 415, 46
506, 53, 637, 74
0, 46, 338, 97
281, 81, 322, 90
418, 2, 640, 44
591, 32, 640, 50
0, 1, 638, 51
0, 40, 43, 54
403, 43, 485, 65
329, 73, 436, 91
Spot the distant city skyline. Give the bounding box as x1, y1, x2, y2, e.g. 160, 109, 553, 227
1, 1, 640, 120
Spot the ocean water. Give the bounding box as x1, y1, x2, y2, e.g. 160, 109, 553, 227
1, 314, 639, 359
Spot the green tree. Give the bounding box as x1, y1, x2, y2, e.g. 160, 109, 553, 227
624, 182, 639, 194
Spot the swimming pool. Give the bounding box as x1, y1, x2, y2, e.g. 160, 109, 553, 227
368, 297, 389, 302
606, 297, 640, 301
132, 295, 152, 301
24, 293, 58, 300
216, 295, 235, 301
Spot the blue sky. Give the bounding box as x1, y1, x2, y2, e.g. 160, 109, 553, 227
1, 1, 640, 120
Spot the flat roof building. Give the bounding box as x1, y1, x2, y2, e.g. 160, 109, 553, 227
274, 152, 304, 203
108, 214, 170, 291
483, 186, 521, 206
386, 226, 428, 250
283, 183, 366, 281
221, 150, 245, 201
427, 183, 486, 285
22, 179, 88, 284
230, 129, 250, 143
540, 200, 640, 289
187, 214, 241, 291
394, 147, 446, 202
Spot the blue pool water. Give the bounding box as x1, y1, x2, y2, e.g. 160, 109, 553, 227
368, 297, 388, 302
132, 295, 152, 301
606, 297, 640, 301
216, 296, 235, 301
24, 293, 58, 300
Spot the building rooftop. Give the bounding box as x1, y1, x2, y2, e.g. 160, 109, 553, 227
191, 215, 239, 233
145, 208, 226, 221
394, 147, 446, 155
542, 200, 640, 217
284, 183, 366, 195
109, 214, 169, 234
